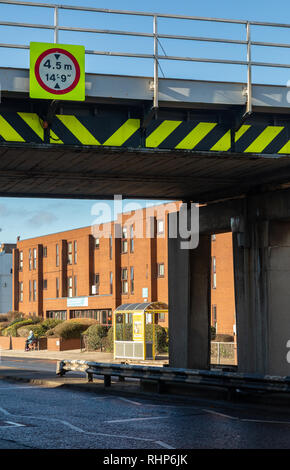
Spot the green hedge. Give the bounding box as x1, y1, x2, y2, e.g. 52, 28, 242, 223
83, 325, 109, 351
103, 327, 114, 353
2, 319, 35, 337
49, 320, 91, 339
145, 324, 168, 353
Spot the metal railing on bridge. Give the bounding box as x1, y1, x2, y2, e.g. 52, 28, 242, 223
1, 1, 290, 112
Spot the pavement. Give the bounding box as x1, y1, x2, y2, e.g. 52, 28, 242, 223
0, 347, 169, 365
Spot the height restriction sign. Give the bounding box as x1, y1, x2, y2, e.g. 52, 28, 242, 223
30, 42, 85, 101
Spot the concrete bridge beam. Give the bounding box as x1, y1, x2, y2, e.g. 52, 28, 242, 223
168, 210, 211, 370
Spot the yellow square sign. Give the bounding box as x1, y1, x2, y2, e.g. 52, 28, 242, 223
30, 42, 85, 101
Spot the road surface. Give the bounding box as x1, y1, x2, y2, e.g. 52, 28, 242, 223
1, 357, 290, 449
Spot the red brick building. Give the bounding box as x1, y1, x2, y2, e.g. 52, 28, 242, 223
12, 204, 235, 335
211, 233, 236, 336
12, 203, 180, 326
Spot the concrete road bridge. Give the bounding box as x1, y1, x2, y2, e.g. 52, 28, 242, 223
1, 1, 290, 375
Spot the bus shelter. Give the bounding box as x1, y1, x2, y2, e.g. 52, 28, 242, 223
113, 302, 168, 360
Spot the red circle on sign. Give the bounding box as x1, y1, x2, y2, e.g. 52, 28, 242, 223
34, 48, 81, 95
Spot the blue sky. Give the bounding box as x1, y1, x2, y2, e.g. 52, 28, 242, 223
1, 0, 290, 242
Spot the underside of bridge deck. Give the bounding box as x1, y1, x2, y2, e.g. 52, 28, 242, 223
1, 142, 290, 202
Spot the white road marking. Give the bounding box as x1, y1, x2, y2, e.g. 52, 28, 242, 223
0, 405, 173, 448
116, 397, 142, 406
0, 406, 11, 416
4, 421, 26, 427
105, 416, 169, 424
203, 409, 238, 420
156, 440, 175, 449
241, 418, 290, 425
91, 396, 113, 400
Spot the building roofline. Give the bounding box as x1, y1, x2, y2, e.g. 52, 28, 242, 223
16, 201, 180, 245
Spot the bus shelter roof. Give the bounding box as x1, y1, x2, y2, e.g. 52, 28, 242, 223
114, 302, 168, 314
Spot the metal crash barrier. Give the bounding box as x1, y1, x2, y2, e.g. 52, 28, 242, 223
56, 360, 290, 397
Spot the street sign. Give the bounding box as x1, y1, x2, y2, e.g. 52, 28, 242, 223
30, 42, 85, 101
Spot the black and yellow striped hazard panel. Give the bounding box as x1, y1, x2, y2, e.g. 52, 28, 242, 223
1, 112, 290, 154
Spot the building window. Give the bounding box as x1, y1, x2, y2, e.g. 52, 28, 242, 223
212, 234, 216, 241
130, 224, 134, 253
69, 309, 112, 325
121, 226, 128, 254
19, 251, 23, 271
157, 219, 164, 235
43, 279, 47, 290
74, 241, 77, 264
109, 235, 112, 260
56, 277, 59, 298
68, 276, 73, 298
130, 266, 134, 294
43, 246, 47, 257
33, 248, 37, 270
92, 274, 100, 295
110, 272, 113, 295
29, 249, 32, 271
74, 275, 77, 297
212, 256, 216, 289
122, 226, 127, 239
19, 282, 23, 302
158, 313, 166, 323
122, 239, 128, 254
29, 280, 32, 302
56, 244, 59, 267
47, 310, 67, 320
121, 268, 128, 294
33, 280, 37, 301
95, 238, 100, 249
212, 305, 217, 331
68, 242, 72, 265
157, 263, 165, 277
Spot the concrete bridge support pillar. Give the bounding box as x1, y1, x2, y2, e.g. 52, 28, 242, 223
168, 211, 211, 369
233, 216, 290, 376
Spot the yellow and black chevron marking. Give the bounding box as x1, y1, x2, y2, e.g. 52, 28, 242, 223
1, 113, 290, 154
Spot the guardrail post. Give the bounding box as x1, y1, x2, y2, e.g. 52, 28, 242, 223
56, 360, 66, 376
86, 371, 93, 383
104, 375, 111, 387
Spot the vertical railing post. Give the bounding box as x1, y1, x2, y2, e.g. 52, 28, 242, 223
153, 15, 159, 109
246, 22, 252, 114
54, 6, 59, 43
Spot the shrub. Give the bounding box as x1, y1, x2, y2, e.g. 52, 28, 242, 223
0, 321, 10, 335
40, 319, 64, 330
50, 320, 91, 339
214, 334, 234, 343
0, 315, 9, 323
155, 325, 168, 353
83, 324, 109, 351
103, 327, 114, 353
6, 311, 24, 323
45, 328, 56, 337
211, 326, 216, 340
17, 324, 45, 338
67, 318, 97, 325
145, 324, 168, 353
2, 318, 35, 337
27, 315, 43, 324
